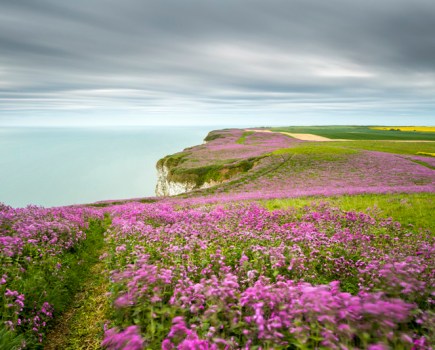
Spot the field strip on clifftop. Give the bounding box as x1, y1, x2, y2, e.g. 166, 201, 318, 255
247, 129, 344, 141
371, 126, 435, 132
248, 129, 435, 142
277, 132, 349, 141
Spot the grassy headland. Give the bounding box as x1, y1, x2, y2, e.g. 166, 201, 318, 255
156, 128, 434, 200
1, 126, 434, 349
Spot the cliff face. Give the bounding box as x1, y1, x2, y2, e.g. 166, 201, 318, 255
155, 163, 191, 196
155, 163, 220, 196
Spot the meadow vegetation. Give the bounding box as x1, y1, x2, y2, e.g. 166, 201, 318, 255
327, 141, 435, 156
236, 131, 255, 144
263, 192, 435, 232
157, 128, 435, 197
1, 127, 434, 349
0, 205, 107, 348
101, 200, 434, 349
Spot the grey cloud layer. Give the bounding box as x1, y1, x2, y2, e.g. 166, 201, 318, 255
1, 0, 434, 125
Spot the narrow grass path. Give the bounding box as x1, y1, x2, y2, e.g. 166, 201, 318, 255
44, 259, 109, 349
44, 216, 111, 350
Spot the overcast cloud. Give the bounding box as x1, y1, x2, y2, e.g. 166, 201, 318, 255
0, 0, 434, 126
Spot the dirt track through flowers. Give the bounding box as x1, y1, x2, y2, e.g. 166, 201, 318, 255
44, 247, 110, 350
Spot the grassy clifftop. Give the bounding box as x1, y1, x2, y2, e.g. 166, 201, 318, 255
156, 129, 298, 193
157, 152, 260, 188
156, 126, 435, 198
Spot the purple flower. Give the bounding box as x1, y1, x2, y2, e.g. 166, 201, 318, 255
102, 326, 144, 350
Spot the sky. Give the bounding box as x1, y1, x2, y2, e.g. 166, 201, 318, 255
0, 0, 434, 127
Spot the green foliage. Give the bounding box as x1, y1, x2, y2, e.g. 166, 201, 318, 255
138, 198, 158, 204
204, 132, 225, 142
88, 201, 124, 207
168, 157, 260, 188
0, 327, 25, 350
409, 159, 435, 170
157, 152, 190, 168
272, 143, 358, 159
236, 131, 255, 144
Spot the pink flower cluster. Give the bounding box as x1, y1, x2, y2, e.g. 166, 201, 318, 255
0, 203, 102, 343
102, 202, 434, 349
0, 203, 97, 258
102, 326, 144, 350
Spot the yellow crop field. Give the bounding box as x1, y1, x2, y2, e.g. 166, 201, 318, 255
417, 152, 435, 157
371, 126, 435, 132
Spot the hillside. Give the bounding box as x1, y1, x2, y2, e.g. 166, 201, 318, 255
155, 129, 300, 196
156, 127, 435, 200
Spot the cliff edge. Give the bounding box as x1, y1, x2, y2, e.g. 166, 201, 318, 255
155, 129, 296, 196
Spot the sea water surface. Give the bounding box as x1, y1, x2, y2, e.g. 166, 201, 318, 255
0, 126, 213, 207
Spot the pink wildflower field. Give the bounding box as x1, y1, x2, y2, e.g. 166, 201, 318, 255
100, 202, 434, 350
1, 128, 434, 349
178, 129, 301, 168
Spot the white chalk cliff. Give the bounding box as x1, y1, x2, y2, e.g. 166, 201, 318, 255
155, 163, 220, 196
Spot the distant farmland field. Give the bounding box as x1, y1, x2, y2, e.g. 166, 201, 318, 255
371, 126, 435, 133
270, 125, 435, 140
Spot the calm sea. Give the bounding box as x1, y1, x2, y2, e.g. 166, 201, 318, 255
0, 126, 213, 207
